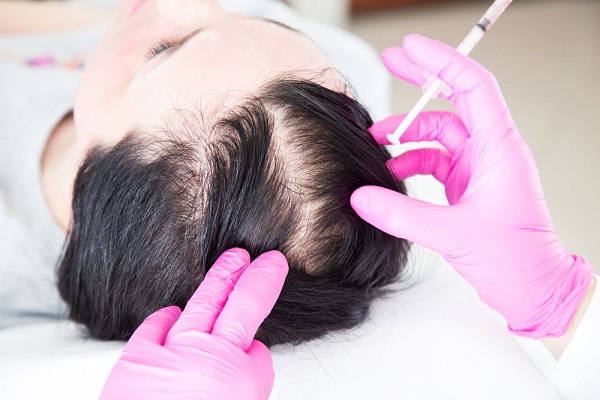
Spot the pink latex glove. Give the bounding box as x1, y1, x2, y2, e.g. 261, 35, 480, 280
99, 248, 288, 400
351, 34, 593, 338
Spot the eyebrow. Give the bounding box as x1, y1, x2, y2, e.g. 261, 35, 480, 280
253, 17, 307, 37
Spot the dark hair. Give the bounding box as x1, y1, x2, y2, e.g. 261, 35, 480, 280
57, 78, 409, 347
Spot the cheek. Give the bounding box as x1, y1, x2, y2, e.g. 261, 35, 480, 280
73, 87, 107, 146
73, 50, 125, 144
73, 90, 130, 147
74, 51, 116, 131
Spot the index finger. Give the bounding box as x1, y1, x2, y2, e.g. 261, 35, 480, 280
165, 248, 251, 344
370, 112, 469, 154
211, 250, 288, 351
391, 35, 509, 135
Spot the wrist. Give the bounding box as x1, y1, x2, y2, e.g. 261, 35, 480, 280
540, 276, 596, 359
508, 254, 594, 339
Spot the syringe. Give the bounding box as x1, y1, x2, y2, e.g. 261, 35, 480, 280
386, 0, 514, 145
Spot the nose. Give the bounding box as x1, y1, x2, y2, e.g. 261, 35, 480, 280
129, 0, 148, 16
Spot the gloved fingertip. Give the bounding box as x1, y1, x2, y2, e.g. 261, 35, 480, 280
162, 305, 183, 319
250, 250, 289, 287
143, 305, 182, 325
350, 186, 381, 218
351, 186, 409, 239
403, 33, 427, 49
220, 247, 252, 266
129, 305, 182, 346
260, 250, 289, 272
381, 46, 402, 61
257, 250, 288, 266
368, 123, 386, 138
370, 114, 406, 136
207, 248, 252, 282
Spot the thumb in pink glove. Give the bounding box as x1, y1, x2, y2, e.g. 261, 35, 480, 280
99, 248, 288, 400
351, 34, 593, 338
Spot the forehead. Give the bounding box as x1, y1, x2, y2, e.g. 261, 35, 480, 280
123, 17, 345, 123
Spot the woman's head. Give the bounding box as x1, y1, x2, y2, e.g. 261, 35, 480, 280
58, 78, 410, 347
73, 0, 343, 149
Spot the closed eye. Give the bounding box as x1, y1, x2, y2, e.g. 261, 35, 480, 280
146, 29, 203, 60
147, 42, 176, 59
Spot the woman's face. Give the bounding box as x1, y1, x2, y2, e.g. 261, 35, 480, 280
74, 0, 341, 148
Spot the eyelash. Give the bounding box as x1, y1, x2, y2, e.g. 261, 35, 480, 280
147, 42, 175, 59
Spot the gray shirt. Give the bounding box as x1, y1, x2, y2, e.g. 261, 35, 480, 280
0, 26, 108, 327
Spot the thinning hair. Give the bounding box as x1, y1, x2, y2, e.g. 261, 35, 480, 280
57, 78, 410, 347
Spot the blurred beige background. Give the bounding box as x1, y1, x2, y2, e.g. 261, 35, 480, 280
293, 0, 600, 273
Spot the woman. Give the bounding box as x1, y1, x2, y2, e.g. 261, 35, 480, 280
1, 0, 409, 347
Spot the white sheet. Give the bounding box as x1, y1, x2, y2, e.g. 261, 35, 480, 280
0, 176, 568, 400
0, 255, 558, 400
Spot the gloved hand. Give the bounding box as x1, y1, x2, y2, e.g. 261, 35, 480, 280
351, 34, 593, 338
99, 248, 288, 400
